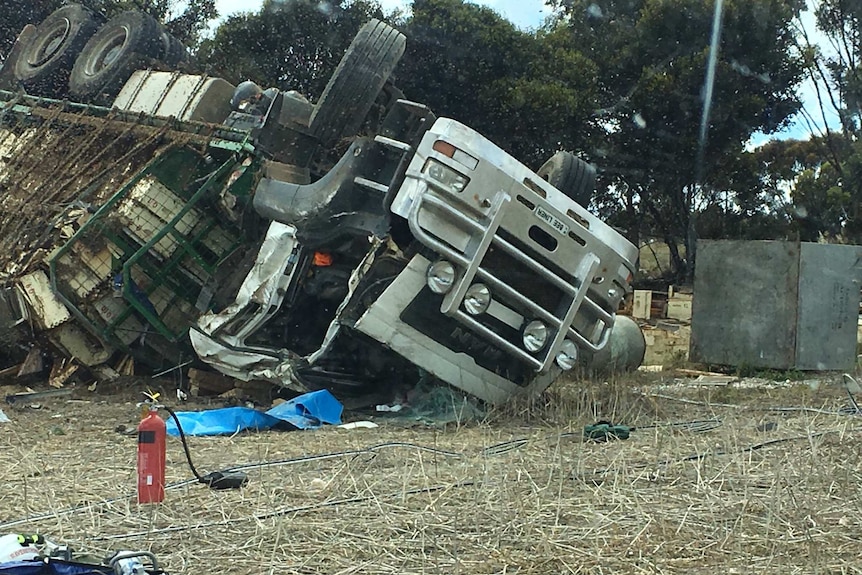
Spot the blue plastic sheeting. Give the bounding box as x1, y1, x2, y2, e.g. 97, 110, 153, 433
165, 406, 276, 436
165, 389, 343, 436
0, 560, 110, 575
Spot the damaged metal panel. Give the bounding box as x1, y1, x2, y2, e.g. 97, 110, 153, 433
113, 71, 236, 123
691, 240, 862, 370
691, 240, 799, 368
191, 222, 303, 384
48, 323, 111, 366
795, 242, 862, 370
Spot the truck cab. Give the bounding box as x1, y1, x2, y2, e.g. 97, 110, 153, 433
191, 100, 638, 403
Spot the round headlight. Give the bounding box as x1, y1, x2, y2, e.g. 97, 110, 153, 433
463, 283, 491, 315
556, 340, 578, 370
522, 320, 548, 352
426, 261, 456, 294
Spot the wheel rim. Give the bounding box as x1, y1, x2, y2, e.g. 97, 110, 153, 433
85, 27, 129, 76
28, 18, 71, 67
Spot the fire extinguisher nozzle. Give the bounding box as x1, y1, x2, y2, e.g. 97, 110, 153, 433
200, 471, 249, 490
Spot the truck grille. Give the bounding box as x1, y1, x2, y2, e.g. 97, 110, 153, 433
406, 190, 615, 373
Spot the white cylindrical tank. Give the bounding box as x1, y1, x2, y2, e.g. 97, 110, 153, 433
587, 315, 646, 374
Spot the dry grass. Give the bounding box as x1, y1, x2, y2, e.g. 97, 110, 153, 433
1, 374, 861, 574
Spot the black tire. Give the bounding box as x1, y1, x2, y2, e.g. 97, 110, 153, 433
13, 4, 103, 99
69, 10, 164, 104
0, 25, 36, 91
160, 32, 188, 68
537, 151, 596, 207
308, 19, 406, 146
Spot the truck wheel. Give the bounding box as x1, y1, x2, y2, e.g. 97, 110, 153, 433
537, 151, 596, 207
160, 32, 188, 68
14, 4, 103, 99
308, 19, 406, 146
69, 10, 164, 104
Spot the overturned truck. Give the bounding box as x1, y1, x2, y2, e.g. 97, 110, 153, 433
0, 7, 639, 403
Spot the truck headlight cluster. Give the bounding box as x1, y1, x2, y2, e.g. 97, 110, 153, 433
555, 340, 578, 370
424, 158, 468, 193
426, 260, 456, 294
463, 283, 491, 315
522, 320, 548, 352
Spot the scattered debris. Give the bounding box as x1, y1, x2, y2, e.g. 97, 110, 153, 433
642, 323, 691, 365
675, 368, 727, 377
338, 421, 378, 430
690, 374, 737, 386
638, 365, 664, 372
48, 359, 78, 389
0, 365, 21, 379
17, 347, 43, 376
375, 403, 404, 413
114, 424, 137, 436
372, 386, 484, 427
584, 422, 632, 442
5, 387, 73, 404
188, 368, 239, 397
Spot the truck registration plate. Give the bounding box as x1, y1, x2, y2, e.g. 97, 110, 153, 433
534, 205, 570, 235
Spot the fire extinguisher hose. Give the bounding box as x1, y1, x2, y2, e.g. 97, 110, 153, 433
161, 405, 249, 490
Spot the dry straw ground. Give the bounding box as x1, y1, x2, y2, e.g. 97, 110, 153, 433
1, 373, 861, 574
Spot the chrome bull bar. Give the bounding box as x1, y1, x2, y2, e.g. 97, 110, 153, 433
406, 189, 613, 372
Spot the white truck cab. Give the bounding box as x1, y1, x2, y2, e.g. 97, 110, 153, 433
191, 112, 637, 403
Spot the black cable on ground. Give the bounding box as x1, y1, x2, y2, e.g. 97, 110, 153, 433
575, 425, 862, 481
480, 418, 722, 456
0, 441, 463, 530
0, 418, 718, 528
90, 480, 479, 541
87, 424, 862, 541
1, 412, 847, 532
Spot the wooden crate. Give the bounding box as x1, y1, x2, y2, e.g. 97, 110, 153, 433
666, 299, 692, 321
642, 323, 690, 365
633, 290, 653, 319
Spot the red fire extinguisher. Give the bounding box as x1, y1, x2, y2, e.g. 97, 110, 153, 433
137, 401, 166, 504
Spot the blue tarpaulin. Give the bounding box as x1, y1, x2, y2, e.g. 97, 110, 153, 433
165, 389, 343, 436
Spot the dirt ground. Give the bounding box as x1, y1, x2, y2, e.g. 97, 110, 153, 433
1, 371, 861, 575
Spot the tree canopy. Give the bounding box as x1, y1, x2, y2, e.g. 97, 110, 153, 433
780, 0, 862, 243
394, 0, 597, 167
196, 0, 383, 99
549, 0, 805, 278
